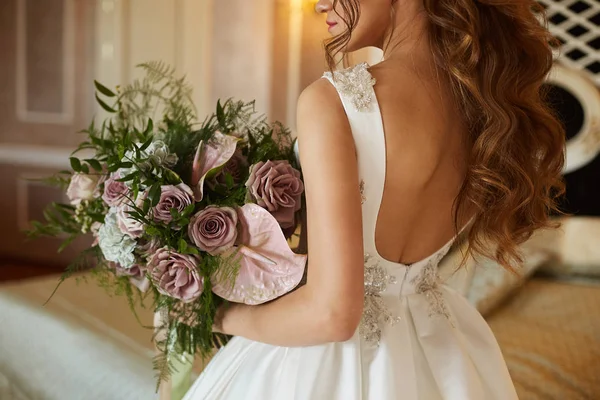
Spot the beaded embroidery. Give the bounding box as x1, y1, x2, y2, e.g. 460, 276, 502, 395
324, 63, 376, 112
411, 252, 452, 320
359, 253, 401, 344
359, 180, 366, 204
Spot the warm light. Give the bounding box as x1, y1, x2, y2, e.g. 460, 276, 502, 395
303, 0, 319, 12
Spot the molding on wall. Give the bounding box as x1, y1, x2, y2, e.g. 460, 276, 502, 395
94, 0, 214, 120
15, 0, 76, 125
0, 143, 87, 169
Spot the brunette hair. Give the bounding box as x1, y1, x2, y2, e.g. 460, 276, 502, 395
325, 0, 566, 271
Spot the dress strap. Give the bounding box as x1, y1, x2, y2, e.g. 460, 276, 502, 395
321, 64, 387, 258
322, 63, 377, 113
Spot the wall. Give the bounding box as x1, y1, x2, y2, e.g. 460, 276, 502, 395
0, 0, 381, 265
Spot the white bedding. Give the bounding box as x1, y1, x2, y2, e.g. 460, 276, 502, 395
0, 276, 158, 400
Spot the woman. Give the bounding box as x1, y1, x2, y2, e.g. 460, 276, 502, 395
184, 0, 564, 398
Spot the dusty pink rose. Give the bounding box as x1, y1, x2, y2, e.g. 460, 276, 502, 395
110, 262, 150, 292
188, 206, 238, 255
217, 149, 248, 184
102, 172, 129, 206
116, 192, 147, 238
153, 183, 194, 225
137, 236, 161, 259
245, 160, 304, 229
116, 205, 144, 238
149, 247, 203, 302
66, 173, 102, 205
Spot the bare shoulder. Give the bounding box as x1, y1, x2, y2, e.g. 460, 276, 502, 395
296, 78, 349, 141
297, 78, 341, 113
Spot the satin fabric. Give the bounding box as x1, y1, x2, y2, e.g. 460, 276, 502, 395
183, 64, 518, 400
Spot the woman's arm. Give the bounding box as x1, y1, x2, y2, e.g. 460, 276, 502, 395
216, 79, 365, 346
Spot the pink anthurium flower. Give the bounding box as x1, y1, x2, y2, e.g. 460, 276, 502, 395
190, 131, 239, 201
211, 203, 306, 305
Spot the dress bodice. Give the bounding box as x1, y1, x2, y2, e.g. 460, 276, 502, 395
322, 63, 471, 344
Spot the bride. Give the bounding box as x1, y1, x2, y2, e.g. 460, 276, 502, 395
184, 0, 564, 398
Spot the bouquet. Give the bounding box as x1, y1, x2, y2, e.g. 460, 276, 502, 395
27, 61, 307, 384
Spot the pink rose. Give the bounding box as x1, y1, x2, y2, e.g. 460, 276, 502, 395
102, 172, 129, 207
116, 192, 146, 238
153, 184, 194, 225
245, 160, 304, 229
110, 262, 150, 292
149, 247, 203, 302
66, 173, 102, 205
116, 205, 145, 238
188, 206, 238, 255
137, 236, 161, 259
216, 149, 248, 184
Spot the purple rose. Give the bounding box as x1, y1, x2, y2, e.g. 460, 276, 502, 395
102, 172, 129, 207
149, 247, 203, 302
110, 262, 150, 292
245, 160, 304, 229
66, 173, 102, 205
188, 206, 238, 255
153, 184, 194, 225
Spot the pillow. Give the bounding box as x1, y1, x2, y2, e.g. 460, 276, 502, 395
439, 221, 563, 316
539, 217, 600, 278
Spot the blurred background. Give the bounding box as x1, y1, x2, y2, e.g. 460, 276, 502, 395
0, 0, 599, 399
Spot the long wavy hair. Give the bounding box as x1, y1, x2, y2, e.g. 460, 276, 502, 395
325, 0, 566, 271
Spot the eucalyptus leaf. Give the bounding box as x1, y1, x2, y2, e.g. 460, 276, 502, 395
94, 80, 117, 97
186, 247, 199, 256
95, 93, 117, 113
182, 204, 195, 217
142, 198, 151, 215
117, 172, 139, 182
179, 218, 189, 226
216, 100, 225, 127
118, 162, 134, 169
178, 239, 187, 253
146, 226, 160, 236
85, 159, 102, 172
148, 183, 162, 207
144, 119, 154, 136
140, 135, 154, 151
224, 173, 234, 189
164, 169, 182, 185
69, 157, 82, 172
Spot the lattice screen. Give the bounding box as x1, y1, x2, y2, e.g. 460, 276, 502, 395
539, 0, 600, 86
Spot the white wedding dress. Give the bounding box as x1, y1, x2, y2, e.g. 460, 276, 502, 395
183, 63, 518, 400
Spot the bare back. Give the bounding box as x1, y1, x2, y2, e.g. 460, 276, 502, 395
369, 61, 473, 265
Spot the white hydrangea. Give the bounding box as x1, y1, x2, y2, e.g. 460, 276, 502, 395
98, 207, 137, 268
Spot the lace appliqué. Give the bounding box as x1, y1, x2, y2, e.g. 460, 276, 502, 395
411, 256, 452, 321
360, 254, 401, 345
324, 63, 376, 112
